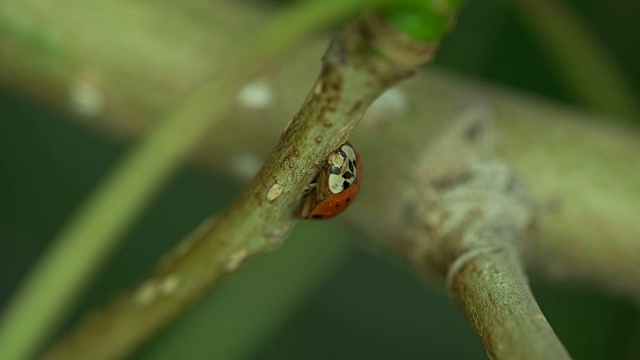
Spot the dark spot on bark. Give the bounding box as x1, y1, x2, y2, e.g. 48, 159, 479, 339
317, 106, 327, 124
505, 174, 518, 193
545, 197, 562, 214
325, 37, 348, 66
331, 79, 342, 91
320, 64, 344, 92
330, 72, 343, 92
465, 121, 483, 142
431, 171, 472, 191
326, 95, 338, 111
321, 79, 328, 93
348, 100, 364, 116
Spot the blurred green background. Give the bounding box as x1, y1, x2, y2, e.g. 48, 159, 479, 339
1, 0, 639, 359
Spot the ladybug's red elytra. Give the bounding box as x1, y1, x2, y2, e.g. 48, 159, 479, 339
301, 142, 362, 220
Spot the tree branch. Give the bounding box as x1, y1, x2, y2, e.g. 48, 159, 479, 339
0, 1, 436, 359
1, 0, 639, 359
41, 11, 441, 360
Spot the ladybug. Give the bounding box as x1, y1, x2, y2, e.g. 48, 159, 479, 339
301, 142, 362, 220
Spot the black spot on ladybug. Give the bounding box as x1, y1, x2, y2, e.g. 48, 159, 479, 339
343, 180, 351, 189
343, 171, 353, 179
339, 150, 347, 158
334, 202, 339, 208
348, 160, 354, 172
346, 198, 351, 203
330, 166, 341, 175
312, 214, 323, 218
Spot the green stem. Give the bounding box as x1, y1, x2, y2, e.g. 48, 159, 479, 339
508, 0, 639, 120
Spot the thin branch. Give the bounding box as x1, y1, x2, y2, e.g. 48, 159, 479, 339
42, 12, 443, 360
354, 80, 640, 303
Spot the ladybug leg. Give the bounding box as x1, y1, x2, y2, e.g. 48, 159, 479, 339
302, 162, 324, 194
302, 181, 316, 194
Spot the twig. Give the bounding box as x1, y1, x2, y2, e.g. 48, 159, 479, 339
42, 12, 442, 360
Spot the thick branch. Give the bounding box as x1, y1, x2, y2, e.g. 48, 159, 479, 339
395, 113, 569, 358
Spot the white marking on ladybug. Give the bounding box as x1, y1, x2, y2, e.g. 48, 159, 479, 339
328, 144, 358, 194
300, 141, 362, 220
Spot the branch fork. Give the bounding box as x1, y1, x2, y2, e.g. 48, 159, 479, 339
396, 109, 570, 359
